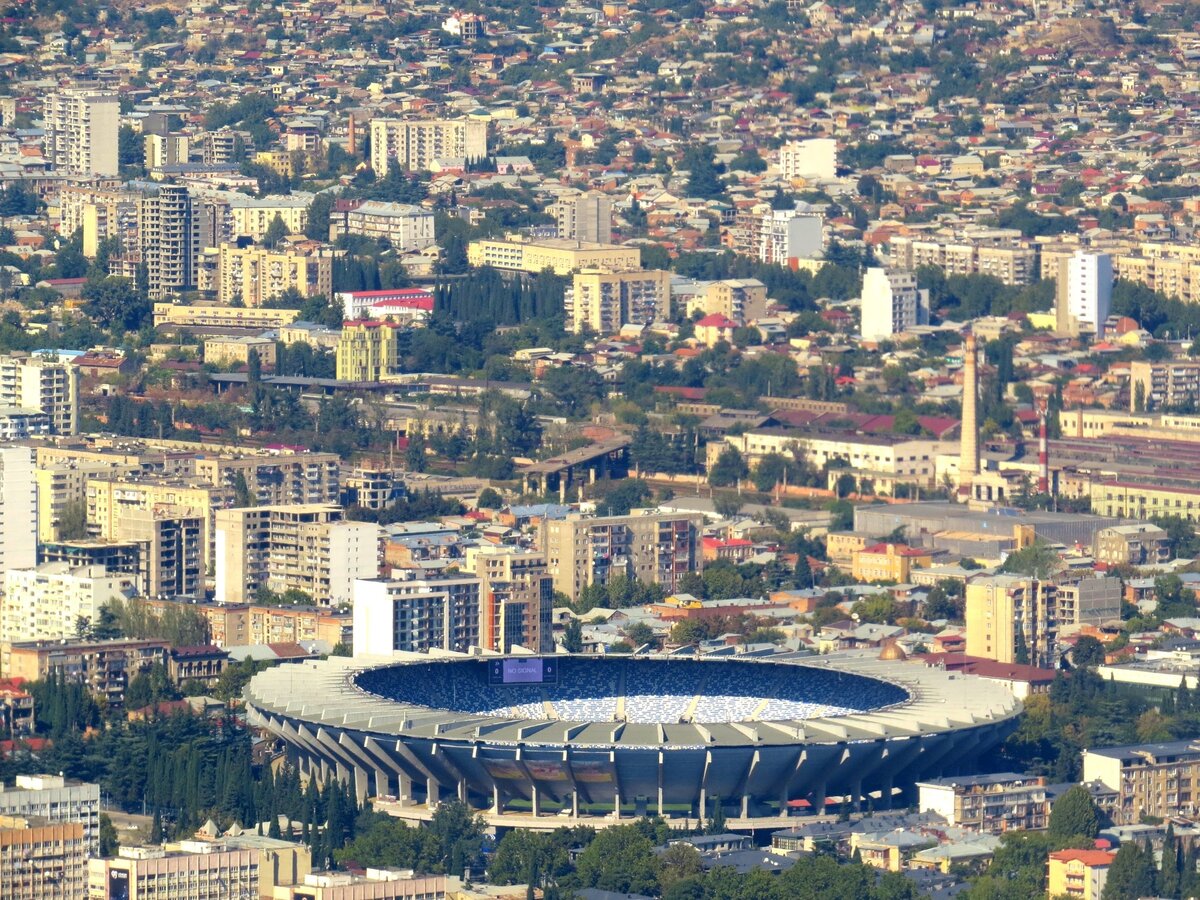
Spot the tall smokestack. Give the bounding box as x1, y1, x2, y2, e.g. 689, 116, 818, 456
1035, 387, 1051, 495
348, 113, 357, 157
959, 332, 979, 489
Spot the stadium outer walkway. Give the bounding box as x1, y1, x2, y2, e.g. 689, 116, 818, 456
372, 797, 838, 835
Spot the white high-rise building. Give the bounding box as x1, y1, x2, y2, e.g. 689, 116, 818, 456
779, 138, 838, 181
369, 118, 488, 175
0, 564, 137, 652
860, 268, 929, 340
0, 353, 80, 435
0, 446, 36, 573
1063, 250, 1112, 335
43, 88, 120, 176
352, 572, 482, 655
758, 209, 824, 264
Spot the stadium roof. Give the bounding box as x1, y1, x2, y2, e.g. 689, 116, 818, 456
246, 651, 1022, 750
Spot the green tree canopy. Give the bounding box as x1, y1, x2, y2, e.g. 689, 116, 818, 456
1048, 786, 1100, 840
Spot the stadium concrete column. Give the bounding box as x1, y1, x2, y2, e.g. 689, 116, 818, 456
812, 780, 826, 813
658, 751, 665, 816
491, 785, 502, 813
427, 777, 439, 809
572, 791, 579, 817
613, 789, 621, 819
458, 779, 468, 803
531, 785, 541, 816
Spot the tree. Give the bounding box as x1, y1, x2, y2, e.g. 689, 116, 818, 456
563, 618, 583, 653
99, 813, 119, 856
1048, 786, 1100, 840
1071, 636, 1106, 669
709, 447, 748, 487
263, 213, 289, 249
306, 192, 334, 241
1103, 841, 1156, 900
658, 842, 702, 893
477, 487, 503, 509
82, 277, 150, 332
1000, 540, 1061, 577
572, 825, 659, 896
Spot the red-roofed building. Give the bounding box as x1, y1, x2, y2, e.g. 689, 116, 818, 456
1048, 848, 1116, 900
695, 313, 738, 347
701, 536, 755, 563
917, 652, 1056, 698
337, 287, 435, 321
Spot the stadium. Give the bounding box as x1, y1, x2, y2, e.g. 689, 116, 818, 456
245, 652, 1022, 825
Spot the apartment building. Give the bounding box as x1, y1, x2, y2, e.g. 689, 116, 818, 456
353, 571, 482, 654
861, 267, 929, 340
138, 597, 348, 648
1046, 849, 1115, 900
1112, 243, 1200, 305
964, 575, 1056, 667
88, 836, 311, 900
713, 429, 954, 493
1054, 574, 1122, 628
850, 543, 933, 583
369, 117, 488, 174
1055, 250, 1112, 336
153, 302, 301, 330
330, 201, 436, 251
0, 563, 138, 653
757, 209, 824, 264
336, 321, 402, 381
7, 639, 169, 707
0, 446, 37, 573
0, 816, 88, 899
1129, 360, 1200, 412
467, 545, 554, 653
917, 773, 1050, 833
216, 242, 338, 307
137, 183, 200, 300
566, 268, 671, 334
43, 87, 119, 176
550, 192, 613, 243
192, 451, 341, 507
467, 237, 641, 275
697, 278, 769, 324
887, 233, 1037, 286
57, 185, 138, 256
0, 352, 80, 434
116, 507, 204, 599
214, 505, 379, 606
778, 138, 837, 180
539, 510, 704, 601
274, 871, 450, 900
36, 459, 135, 543
0, 774, 100, 855
1095, 523, 1171, 567
144, 133, 190, 170
221, 193, 313, 241
1091, 480, 1200, 524
1083, 739, 1200, 823
86, 476, 235, 570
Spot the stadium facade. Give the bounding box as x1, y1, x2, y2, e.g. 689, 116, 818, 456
245, 653, 1022, 822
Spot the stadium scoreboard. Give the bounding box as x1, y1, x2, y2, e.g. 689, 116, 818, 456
488, 657, 558, 686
